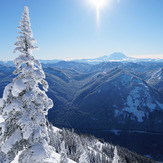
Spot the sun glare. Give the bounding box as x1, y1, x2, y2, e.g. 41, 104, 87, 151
89, 0, 108, 24
89, 0, 107, 9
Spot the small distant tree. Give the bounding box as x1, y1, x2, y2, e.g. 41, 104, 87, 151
79, 151, 89, 163
60, 153, 68, 163
0, 6, 54, 163
60, 141, 68, 163
112, 146, 122, 163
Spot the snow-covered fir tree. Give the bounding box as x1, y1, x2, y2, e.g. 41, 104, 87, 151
0, 6, 55, 163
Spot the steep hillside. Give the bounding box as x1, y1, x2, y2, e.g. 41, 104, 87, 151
48, 125, 156, 163
47, 67, 163, 133
147, 68, 163, 93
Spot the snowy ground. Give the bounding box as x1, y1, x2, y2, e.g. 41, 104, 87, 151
9, 126, 75, 163
0, 115, 4, 123
11, 150, 76, 163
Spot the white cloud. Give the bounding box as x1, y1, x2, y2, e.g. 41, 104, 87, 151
131, 54, 163, 59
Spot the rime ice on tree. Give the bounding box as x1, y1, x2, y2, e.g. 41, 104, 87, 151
0, 6, 54, 163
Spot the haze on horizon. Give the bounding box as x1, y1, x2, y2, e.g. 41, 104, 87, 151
0, 0, 163, 61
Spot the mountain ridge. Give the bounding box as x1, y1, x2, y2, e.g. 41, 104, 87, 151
1, 52, 163, 65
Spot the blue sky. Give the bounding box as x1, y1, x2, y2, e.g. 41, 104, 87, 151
0, 0, 163, 61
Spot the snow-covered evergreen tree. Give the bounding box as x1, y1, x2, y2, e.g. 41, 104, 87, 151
78, 151, 89, 163
112, 146, 122, 163
0, 6, 55, 163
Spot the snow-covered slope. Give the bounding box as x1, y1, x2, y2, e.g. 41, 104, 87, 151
11, 150, 76, 163
147, 68, 163, 93
150, 68, 163, 80
52, 126, 155, 163
0, 115, 4, 123
123, 85, 158, 122
9, 125, 155, 163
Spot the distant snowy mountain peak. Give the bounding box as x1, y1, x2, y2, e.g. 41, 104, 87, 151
71, 52, 163, 64
77, 52, 135, 63
97, 52, 129, 61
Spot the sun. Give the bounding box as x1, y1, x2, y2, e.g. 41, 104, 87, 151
88, 0, 108, 24
89, 0, 107, 9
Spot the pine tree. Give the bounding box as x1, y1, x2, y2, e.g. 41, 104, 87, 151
112, 146, 122, 163
0, 6, 54, 163
79, 151, 89, 163
60, 141, 68, 163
